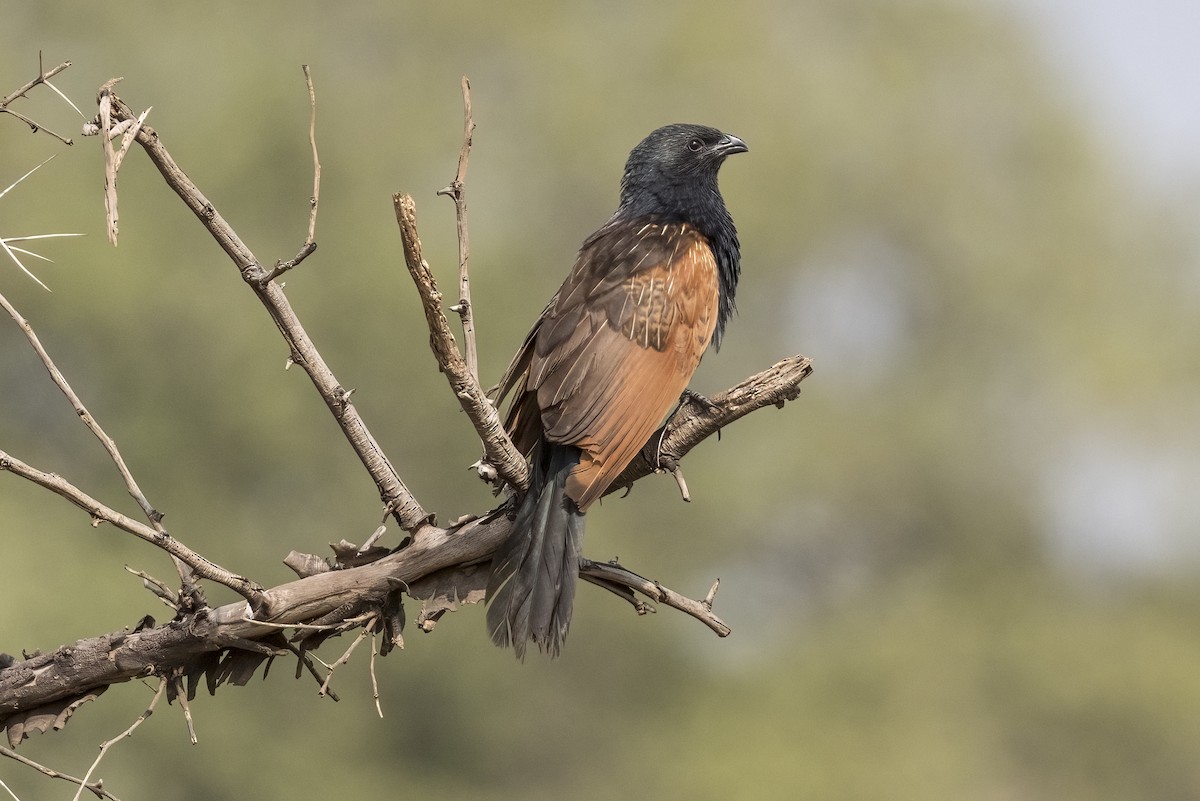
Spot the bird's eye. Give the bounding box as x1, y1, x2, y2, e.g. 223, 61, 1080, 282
687, 138, 703, 152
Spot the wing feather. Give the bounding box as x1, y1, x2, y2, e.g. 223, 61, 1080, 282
498, 219, 720, 510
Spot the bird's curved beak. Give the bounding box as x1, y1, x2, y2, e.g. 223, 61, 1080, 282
715, 134, 748, 156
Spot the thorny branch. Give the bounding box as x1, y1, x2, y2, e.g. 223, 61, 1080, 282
1, 55, 88, 289
92, 91, 432, 534
0, 53, 77, 145
0, 292, 157, 518
437, 75, 479, 382
1, 75, 813, 791
0, 744, 120, 800
0, 156, 84, 290
580, 560, 730, 637
0, 348, 810, 712
0, 287, 210, 604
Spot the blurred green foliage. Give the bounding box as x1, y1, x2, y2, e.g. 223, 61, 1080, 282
3, 1, 1200, 799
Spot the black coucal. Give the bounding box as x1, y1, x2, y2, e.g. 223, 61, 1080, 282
486, 123, 747, 659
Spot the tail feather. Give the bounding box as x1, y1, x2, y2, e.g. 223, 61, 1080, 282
486, 443, 585, 659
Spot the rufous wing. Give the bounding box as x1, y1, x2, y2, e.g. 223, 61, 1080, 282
516, 220, 720, 510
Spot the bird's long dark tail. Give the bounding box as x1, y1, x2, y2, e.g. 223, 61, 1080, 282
486, 442, 585, 659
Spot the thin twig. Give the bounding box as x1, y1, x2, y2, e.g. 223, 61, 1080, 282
579, 559, 731, 637
281, 643, 340, 701
0, 55, 73, 108
437, 75, 478, 382
258, 66, 321, 285
260, 241, 317, 284
369, 628, 383, 718
317, 622, 373, 698
610, 354, 814, 493
0, 105, 74, 146
169, 672, 197, 745
0, 54, 76, 145
669, 462, 690, 502
393, 194, 529, 492
0, 289, 164, 525
3, 242, 204, 598
123, 566, 179, 611
303, 65, 320, 245
71, 678, 166, 801
238, 615, 351, 632
0, 745, 121, 801
0, 448, 261, 601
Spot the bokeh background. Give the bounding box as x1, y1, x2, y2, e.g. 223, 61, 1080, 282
3, 2, 1200, 799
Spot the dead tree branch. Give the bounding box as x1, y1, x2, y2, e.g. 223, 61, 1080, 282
0, 53, 77, 145
0, 744, 120, 800
612, 353, 814, 491
261, 65, 320, 284
1, 351, 808, 726
0, 448, 259, 599
437, 75, 479, 382
1, 76, 813, 765
394, 193, 529, 493
0, 291, 163, 525
95, 92, 431, 534
0, 156, 83, 290
71, 678, 166, 801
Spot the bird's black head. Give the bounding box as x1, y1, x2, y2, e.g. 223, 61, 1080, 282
619, 123, 748, 213
617, 123, 746, 348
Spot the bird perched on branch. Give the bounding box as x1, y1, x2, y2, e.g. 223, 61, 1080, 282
486, 123, 747, 659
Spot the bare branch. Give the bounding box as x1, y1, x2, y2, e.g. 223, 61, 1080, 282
281, 642, 339, 700
259, 66, 321, 284
0, 289, 164, 525
98, 90, 430, 534
168, 672, 197, 744
0, 745, 121, 800
94, 80, 150, 246
303, 65, 320, 246
317, 621, 373, 698
369, 630, 384, 718
0, 55, 73, 108
0, 54, 76, 145
0, 105, 75, 146
610, 354, 814, 493
393, 193, 529, 492
580, 560, 730, 637
437, 75, 479, 382
0, 80, 814, 770
71, 679, 166, 801
123, 566, 180, 611
2, 194, 203, 599
0, 347, 810, 722
0, 449, 260, 601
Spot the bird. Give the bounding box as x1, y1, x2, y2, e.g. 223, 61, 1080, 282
485, 123, 747, 659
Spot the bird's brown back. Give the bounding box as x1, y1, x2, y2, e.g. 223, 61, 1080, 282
498, 218, 719, 510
